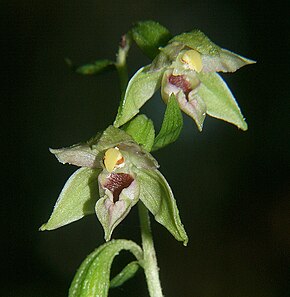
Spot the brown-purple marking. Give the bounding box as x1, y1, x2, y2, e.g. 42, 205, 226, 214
104, 173, 134, 203
168, 74, 192, 98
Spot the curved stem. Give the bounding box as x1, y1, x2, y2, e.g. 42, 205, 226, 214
138, 202, 163, 297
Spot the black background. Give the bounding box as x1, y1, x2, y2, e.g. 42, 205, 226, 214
1, 1, 289, 296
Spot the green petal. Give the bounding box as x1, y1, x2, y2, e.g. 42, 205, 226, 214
152, 94, 183, 151
131, 20, 172, 59
119, 142, 159, 169
40, 168, 101, 231
69, 239, 143, 297
114, 66, 165, 127
136, 168, 188, 245
202, 49, 256, 73
123, 114, 155, 152
179, 91, 206, 131
197, 72, 248, 130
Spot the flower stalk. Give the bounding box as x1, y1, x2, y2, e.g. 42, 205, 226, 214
139, 202, 163, 297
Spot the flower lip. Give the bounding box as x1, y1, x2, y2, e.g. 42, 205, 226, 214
104, 173, 134, 203
168, 74, 192, 99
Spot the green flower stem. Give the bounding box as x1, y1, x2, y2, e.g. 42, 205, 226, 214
138, 202, 163, 297
116, 34, 130, 97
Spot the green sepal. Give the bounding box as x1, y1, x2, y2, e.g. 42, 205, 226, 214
110, 261, 140, 288
136, 168, 188, 245
49, 126, 134, 169
40, 167, 101, 231
123, 114, 155, 152
152, 94, 183, 151
197, 72, 248, 130
131, 20, 172, 59
75, 59, 115, 75
202, 49, 256, 73
49, 134, 102, 169
114, 66, 165, 128
94, 126, 133, 152
69, 239, 143, 297
169, 29, 220, 56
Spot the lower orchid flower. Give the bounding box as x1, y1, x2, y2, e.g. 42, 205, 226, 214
40, 126, 188, 245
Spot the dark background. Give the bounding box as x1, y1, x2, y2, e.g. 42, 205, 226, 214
1, 0, 289, 296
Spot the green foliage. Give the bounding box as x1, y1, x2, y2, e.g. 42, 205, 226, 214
123, 114, 155, 152
136, 168, 188, 245
197, 72, 248, 130
131, 20, 172, 59
69, 240, 143, 297
110, 261, 140, 288
152, 94, 183, 151
40, 168, 101, 231
75, 59, 115, 75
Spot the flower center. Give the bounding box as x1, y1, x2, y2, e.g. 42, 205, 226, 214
181, 49, 203, 72
104, 147, 124, 172
104, 173, 134, 203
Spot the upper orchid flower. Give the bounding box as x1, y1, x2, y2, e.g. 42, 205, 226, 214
114, 29, 255, 131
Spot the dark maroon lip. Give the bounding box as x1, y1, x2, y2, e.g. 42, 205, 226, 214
104, 173, 134, 203
168, 74, 192, 98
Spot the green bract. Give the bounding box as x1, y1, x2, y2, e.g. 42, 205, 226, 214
69, 239, 143, 297
114, 28, 255, 131
41, 126, 187, 244
131, 20, 172, 59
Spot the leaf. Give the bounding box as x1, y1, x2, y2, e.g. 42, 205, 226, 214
69, 239, 143, 297
136, 169, 188, 245
131, 20, 172, 59
169, 29, 220, 56
197, 72, 248, 130
75, 59, 115, 75
110, 261, 140, 288
152, 94, 183, 151
114, 66, 165, 128
40, 168, 101, 231
123, 114, 155, 151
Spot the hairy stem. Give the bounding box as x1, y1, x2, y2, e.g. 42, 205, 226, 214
138, 202, 163, 297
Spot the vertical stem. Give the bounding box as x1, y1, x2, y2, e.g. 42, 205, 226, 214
138, 202, 164, 297
115, 34, 130, 98
115, 34, 163, 296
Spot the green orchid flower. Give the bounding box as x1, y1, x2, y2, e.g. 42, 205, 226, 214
114, 29, 255, 131
40, 126, 188, 245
